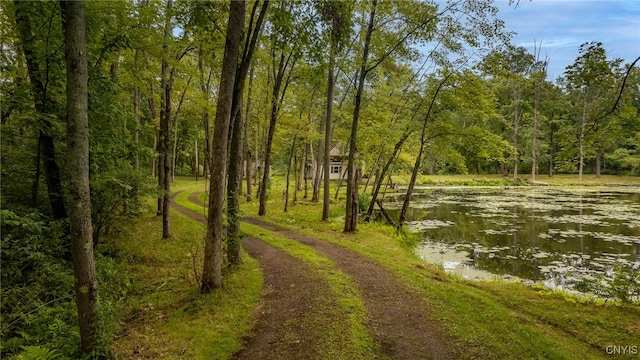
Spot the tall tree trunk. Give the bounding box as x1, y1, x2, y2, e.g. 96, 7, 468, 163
158, 0, 173, 238
366, 129, 412, 217
172, 116, 179, 182
531, 53, 547, 182
61, 1, 98, 352
133, 69, 141, 170
512, 83, 520, 180
202, 0, 244, 292
31, 137, 41, 207
595, 151, 601, 178
345, 0, 377, 232
198, 54, 213, 180
227, 94, 244, 265
398, 140, 425, 230
148, 84, 159, 179
578, 91, 587, 181
170, 75, 191, 182
322, 48, 335, 221
297, 141, 305, 192
259, 51, 294, 216
532, 91, 538, 182
14, 1, 67, 220
548, 121, 555, 177
227, 0, 268, 264
195, 139, 199, 178
294, 149, 299, 203
244, 65, 255, 201
284, 134, 297, 212
203, 111, 210, 178
303, 142, 310, 199
311, 135, 323, 202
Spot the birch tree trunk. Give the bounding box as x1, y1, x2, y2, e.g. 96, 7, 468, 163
578, 91, 588, 181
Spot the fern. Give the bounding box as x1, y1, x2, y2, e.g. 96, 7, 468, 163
15, 346, 63, 360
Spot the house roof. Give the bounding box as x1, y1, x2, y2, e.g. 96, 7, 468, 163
330, 145, 345, 157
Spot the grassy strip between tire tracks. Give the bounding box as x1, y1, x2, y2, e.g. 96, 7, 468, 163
240, 221, 382, 359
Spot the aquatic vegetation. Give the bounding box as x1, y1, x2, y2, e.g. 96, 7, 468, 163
391, 186, 640, 297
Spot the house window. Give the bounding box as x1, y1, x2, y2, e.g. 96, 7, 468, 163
330, 165, 342, 174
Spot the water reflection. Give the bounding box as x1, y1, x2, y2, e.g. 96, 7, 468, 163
382, 187, 640, 292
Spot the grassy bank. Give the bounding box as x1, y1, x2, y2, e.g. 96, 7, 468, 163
222, 176, 639, 359
389, 173, 640, 187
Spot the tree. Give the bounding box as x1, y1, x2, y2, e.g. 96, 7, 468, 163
482, 46, 536, 179
531, 41, 549, 182
564, 41, 618, 180
61, 0, 98, 352
344, 0, 509, 231
318, 0, 352, 221
397, 72, 452, 229
344, 0, 377, 233
13, 1, 67, 220
227, 0, 269, 265
158, 0, 173, 238
201, 0, 245, 292
258, 0, 314, 216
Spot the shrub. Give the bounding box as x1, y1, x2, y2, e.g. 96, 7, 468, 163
358, 192, 371, 213
1, 210, 121, 359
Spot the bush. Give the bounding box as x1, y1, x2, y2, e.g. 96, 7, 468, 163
575, 265, 640, 304
358, 192, 371, 213
1, 210, 78, 357
91, 167, 156, 243
1, 210, 121, 359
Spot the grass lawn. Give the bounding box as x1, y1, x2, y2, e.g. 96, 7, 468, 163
389, 173, 640, 186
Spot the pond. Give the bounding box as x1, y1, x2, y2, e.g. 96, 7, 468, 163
380, 186, 640, 294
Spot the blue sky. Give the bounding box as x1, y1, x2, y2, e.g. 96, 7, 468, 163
495, 0, 640, 79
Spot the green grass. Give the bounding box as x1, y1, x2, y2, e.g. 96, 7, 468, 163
540, 173, 640, 186
124, 175, 639, 359
388, 173, 640, 187
172, 185, 380, 359
108, 208, 262, 359
196, 175, 639, 359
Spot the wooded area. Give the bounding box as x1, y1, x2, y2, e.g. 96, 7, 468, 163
1, 0, 638, 357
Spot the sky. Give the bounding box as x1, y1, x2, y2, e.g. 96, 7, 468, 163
494, 0, 640, 80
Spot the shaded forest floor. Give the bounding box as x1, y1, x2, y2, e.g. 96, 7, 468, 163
111, 178, 639, 359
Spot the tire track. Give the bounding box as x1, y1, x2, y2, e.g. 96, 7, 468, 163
187, 191, 456, 359
171, 196, 347, 359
